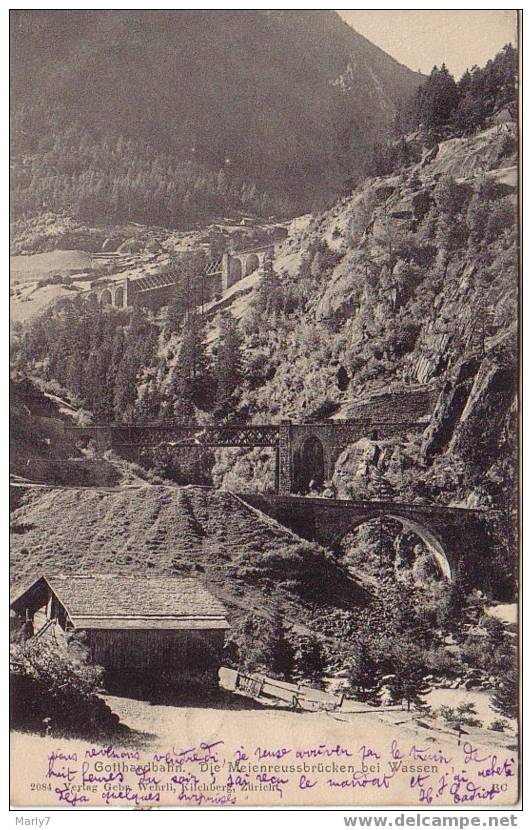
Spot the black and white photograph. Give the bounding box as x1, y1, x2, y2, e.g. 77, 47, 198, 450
9, 8, 520, 809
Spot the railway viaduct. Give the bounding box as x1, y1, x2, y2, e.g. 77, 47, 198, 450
65, 418, 427, 494
221, 244, 273, 291
65, 418, 501, 583
86, 244, 274, 310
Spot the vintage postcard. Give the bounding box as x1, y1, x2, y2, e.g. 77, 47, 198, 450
9, 9, 520, 809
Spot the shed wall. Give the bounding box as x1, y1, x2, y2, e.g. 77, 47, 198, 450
86, 627, 225, 676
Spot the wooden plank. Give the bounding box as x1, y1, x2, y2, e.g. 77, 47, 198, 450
234, 670, 342, 710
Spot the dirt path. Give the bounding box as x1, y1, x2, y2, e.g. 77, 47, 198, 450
101, 687, 516, 755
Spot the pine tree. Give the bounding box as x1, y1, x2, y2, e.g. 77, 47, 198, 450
128, 306, 158, 369
388, 638, 431, 711
93, 326, 125, 422
182, 312, 209, 398
135, 377, 162, 423
441, 560, 469, 636
113, 345, 140, 423
346, 638, 383, 706
213, 312, 243, 422
255, 256, 283, 319
166, 362, 197, 423
490, 662, 518, 720
65, 351, 85, 400
418, 64, 459, 133
294, 635, 326, 688
376, 572, 431, 645
170, 311, 211, 410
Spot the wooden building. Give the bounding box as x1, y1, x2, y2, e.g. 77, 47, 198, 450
10, 574, 230, 684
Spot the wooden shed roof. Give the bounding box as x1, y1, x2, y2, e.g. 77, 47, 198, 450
11, 575, 230, 631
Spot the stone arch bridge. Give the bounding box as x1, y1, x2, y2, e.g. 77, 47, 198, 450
87, 279, 131, 309
65, 418, 500, 584
236, 493, 499, 584
221, 244, 274, 291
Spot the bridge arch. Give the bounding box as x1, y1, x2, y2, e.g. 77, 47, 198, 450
114, 286, 124, 307
229, 257, 242, 284
394, 515, 451, 580
337, 512, 451, 580
245, 253, 260, 276
295, 434, 325, 493
100, 288, 112, 306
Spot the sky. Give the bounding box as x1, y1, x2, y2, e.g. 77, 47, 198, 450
337, 10, 518, 79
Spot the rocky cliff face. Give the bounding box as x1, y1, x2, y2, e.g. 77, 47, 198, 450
214, 119, 518, 522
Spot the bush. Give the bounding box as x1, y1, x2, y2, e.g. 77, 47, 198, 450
459, 626, 510, 676
435, 701, 482, 728
10, 638, 121, 737
489, 718, 509, 732
223, 612, 294, 680
424, 645, 461, 677
433, 176, 472, 218
294, 635, 327, 688
36, 274, 74, 289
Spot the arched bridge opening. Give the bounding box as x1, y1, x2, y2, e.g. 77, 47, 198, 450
295, 435, 325, 493
221, 246, 275, 292
337, 514, 452, 581
245, 253, 260, 276
229, 257, 242, 285
86, 279, 129, 309
236, 493, 496, 586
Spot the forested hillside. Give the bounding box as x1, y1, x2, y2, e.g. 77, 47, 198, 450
372, 44, 517, 175
10, 9, 423, 223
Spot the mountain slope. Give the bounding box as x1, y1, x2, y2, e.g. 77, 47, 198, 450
10, 10, 424, 221
10, 484, 367, 639
201, 118, 518, 551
